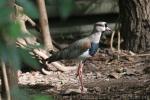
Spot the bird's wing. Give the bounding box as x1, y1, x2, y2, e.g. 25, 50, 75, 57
46, 38, 91, 63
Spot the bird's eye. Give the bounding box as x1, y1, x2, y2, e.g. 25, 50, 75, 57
105, 24, 108, 27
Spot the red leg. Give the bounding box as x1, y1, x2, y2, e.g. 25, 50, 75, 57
76, 61, 84, 92
76, 65, 80, 78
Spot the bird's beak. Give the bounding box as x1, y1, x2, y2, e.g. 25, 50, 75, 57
106, 27, 112, 31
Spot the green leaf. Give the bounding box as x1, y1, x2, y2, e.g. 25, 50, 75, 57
16, 0, 39, 19
31, 94, 53, 100
8, 46, 21, 69
11, 86, 31, 100
0, 43, 8, 61
0, 44, 21, 70
18, 48, 40, 70
0, 0, 6, 6
0, 8, 12, 25
8, 22, 21, 39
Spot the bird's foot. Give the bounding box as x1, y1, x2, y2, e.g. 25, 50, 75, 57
76, 70, 79, 78
79, 86, 87, 94
48, 50, 56, 54
44, 57, 51, 64
76, 71, 79, 78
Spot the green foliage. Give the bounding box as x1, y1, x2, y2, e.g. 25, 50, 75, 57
0, 0, 40, 68
57, 0, 75, 19
8, 22, 21, 39
0, 8, 12, 26
0, 0, 39, 99
0, 0, 76, 99
31, 94, 53, 100
11, 86, 31, 100
18, 48, 39, 69
16, 0, 39, 19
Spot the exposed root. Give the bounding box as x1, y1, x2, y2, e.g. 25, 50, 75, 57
14, 4, 77, 73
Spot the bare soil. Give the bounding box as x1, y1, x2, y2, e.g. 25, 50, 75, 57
18, 49, 150, 100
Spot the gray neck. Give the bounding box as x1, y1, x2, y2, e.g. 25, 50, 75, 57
89, 32, 102, 43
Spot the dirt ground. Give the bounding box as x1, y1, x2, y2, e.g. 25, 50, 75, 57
18, 49, 150, 100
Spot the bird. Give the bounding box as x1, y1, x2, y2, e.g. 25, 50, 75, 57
45, 21, 112, 92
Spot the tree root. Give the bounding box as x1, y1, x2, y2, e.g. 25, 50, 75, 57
33, 49, 77, 72
14, 4, 77, 73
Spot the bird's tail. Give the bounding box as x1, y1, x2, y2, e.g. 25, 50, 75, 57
45, 56, 58, 63
45, 43, 80, 63
45, 51, 64, 63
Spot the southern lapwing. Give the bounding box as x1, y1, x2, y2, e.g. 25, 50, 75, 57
45, 22, 111, 92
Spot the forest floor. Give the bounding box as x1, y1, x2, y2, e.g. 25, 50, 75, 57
18, 49, 150, 100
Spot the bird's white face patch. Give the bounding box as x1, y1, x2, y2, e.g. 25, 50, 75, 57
96, 25, 106, 32
95, 22, 110, 32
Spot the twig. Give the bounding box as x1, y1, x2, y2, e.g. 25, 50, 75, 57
1, 60, 11, 100
117, 31, 121, 60
110, 31, 115, 51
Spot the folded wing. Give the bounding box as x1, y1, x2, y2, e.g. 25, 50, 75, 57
46, 38, 91, 63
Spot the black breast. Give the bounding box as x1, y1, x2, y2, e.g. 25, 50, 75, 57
89, 42, 99, 56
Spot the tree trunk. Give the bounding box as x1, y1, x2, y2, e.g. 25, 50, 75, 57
37, 0, 53, 50
119, 0, 150, 53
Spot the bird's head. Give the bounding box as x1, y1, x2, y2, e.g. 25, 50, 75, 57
94, 22, 111, 32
